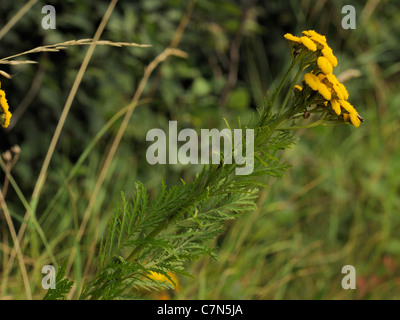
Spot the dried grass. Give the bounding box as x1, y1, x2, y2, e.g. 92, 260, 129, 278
0, 38, 151, 67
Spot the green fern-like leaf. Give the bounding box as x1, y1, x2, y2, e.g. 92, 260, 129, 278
43, 259, 74, 300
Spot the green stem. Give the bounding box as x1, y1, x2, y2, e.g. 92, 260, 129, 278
271, 55, 299, 111
278, 65, 305, 116
278, 119, 327, 130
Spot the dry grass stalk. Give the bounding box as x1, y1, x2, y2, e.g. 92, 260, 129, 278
0, 38, 151, 64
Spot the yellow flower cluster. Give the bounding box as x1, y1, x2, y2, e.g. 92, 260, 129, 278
0, 82, 12, 128
284, 30, 363, 127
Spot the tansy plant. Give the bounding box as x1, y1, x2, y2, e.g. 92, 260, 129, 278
283, 30, 363, 127
45, 30, 363, 300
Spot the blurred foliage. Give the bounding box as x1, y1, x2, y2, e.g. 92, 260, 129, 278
1, 0, 400, 299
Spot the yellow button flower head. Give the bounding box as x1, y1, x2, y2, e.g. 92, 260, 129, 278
342, 113, 350, 123
2, 111, 11, 128
337, 82, 349, 100
317, 82, 331, 100
284, 33, 302, 45
300, 36, 317, 51
332, 84, 345, 100
342, 110, 363, 127
302, 30, 327, 48
294, 85, 303, 92
317, 56, 333, 75
349, 113, 361, 128
302, 30, 313, 37
309, 36, 327, 48
330, 99, 341, 115
324, 74, 345, 100
304, 73, 319, 91
147, 271, 181, 291
325, 73, 339, 86
0, 90, 9, 113
339, 100, 357, 114
0, 88, 12, 128
321, 46, 338, 67
302, 30, 327, 41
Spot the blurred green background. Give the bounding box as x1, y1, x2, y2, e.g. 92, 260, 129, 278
1, 0, 400, 299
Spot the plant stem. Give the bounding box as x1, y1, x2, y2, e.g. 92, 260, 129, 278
278, 64, 306, 116
271, 57, 298, 113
